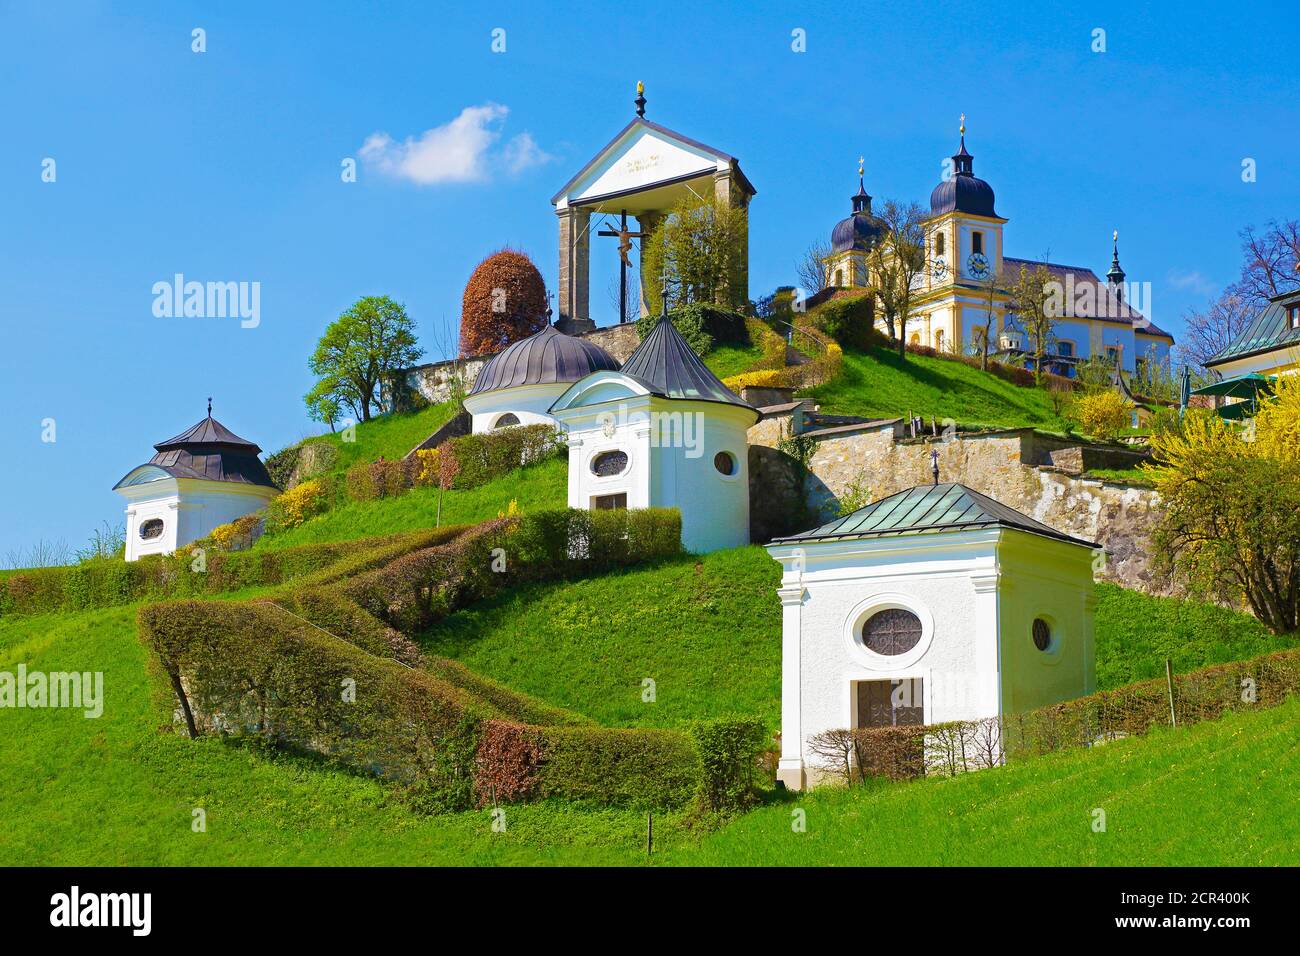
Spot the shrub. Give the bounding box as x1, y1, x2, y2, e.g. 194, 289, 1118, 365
209, 513, 264, 552
690, 716, 766, 813
535, 725, 700, 809
460, 249, 548, 357
443, 424, 565, 489
265, 478, 330, 534
635, 303, 748, 357
805, 291, 881, 350
1074, 389, 1134, 441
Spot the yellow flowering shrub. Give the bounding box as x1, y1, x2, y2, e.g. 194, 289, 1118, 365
1074, 389, 1134, 441
266, 479, 329, 533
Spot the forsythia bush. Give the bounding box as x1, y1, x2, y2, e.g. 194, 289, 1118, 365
1074, 389, 1134, 441
265, 478, 330, 533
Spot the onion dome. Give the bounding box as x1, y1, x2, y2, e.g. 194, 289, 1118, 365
929, 117, 998, 218
619, 314, 758, 419
113, 403, 277, 489
469, 324, 620, 396
831, 160, 886, 253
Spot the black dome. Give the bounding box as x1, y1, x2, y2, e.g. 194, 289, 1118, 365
619, 315, 757, 418
469, 324, 620, 395
929, 136, 998, 218
831, 183, 885, 253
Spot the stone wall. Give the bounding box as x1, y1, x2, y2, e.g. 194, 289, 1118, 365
747, 411, 1166, 593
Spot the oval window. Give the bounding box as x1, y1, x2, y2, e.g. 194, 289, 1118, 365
1032, 618, 1053, 652
139, 518, 164, 541
591, 450, 628, 477
862, 608, 923, 656
494, 413, 520, 429
714, 451, 737, 476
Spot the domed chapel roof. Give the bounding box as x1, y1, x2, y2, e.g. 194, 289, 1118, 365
469, 324, 621, 396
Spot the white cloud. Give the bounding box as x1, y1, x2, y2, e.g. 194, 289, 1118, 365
359, 104, 551, 186
1167, 269, 1217, 296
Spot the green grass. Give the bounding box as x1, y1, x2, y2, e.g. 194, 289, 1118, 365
663, 695, 1300, 866
704, 341, 767, 379
808, 345, 1071, 431
256, 458, 568, 549
297, 400, 459, 474
1085, 466, 1154, 487
420, 546, 782, 728
1094, 582, 1293, 690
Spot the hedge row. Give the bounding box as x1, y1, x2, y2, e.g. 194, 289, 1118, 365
724, 323, 843, 392
138, 507, 765, 812
808, 646, 1300, 783
635, 303, 748, 356
0, 528, 458, 620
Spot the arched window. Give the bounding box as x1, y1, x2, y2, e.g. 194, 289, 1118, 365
862, 608, 923, 656
935, 232, 945, 256
494, 413, 520, 429
139, 518, 164, 541
972, 231, 984, 255
935, 329, 945, 351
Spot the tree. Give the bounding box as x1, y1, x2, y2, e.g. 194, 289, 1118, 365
459, 249, 549, 356
307, 296, 423, 423
796, 239, 831, 297
864, 200, 926, 358
642, 194, 748, 314
1175, 290, 1255, 372
303, 376, 342, 432
1148, 375, 1300, 635
1005, 262, 1058, 384
1233, 219, 1300, 307
1074, 390, 1133, 442
973, 266, 1007, 371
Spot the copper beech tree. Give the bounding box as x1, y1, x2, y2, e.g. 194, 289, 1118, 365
459, 249, 549, 357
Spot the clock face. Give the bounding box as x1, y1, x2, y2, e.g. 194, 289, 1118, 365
967, 252, 990, 280
932, 256, 947, 281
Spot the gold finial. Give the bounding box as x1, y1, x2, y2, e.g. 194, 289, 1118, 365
1113, 229, 1118, 242
637, 80, 644, 95
959, 113, 966, 135
858, 155, 864, 176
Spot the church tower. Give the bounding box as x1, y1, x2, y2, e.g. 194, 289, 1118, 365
1107, 230, 1126, 305
822, 158, 885, 289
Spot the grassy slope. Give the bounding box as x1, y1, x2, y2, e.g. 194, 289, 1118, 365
809, 345, 1070, 431
296, 400, 459, 474
704, 342, 767, 379
3, 599, 1295, 866
665, 696, 1300, 866
421, 545, 1290, 725
257, 458, 568, 549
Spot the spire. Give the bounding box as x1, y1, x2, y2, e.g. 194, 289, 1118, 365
635, 80, 646, 118
952, 113, 974, 176
852, 155, 872, 214
207, 396, 212, 417
1107, 229, 1126, 302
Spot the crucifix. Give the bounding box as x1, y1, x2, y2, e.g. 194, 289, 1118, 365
597, 209, 648, 324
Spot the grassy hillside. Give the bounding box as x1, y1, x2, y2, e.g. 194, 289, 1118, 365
665, 695, 1300, 866
704, 341, 768, 379
421, 545, 1288, 724
257, 458, 567, 549
292, 400, 460, 475
808, 345, 1070, 431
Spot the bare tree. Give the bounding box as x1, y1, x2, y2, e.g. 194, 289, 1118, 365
1005, 262, 1058, 384
796, 240, 831, 296
865, 200, 927, 357
1234, 219, 1300, 307
1175, 290, 1254, 372
974, 266, 1008, 371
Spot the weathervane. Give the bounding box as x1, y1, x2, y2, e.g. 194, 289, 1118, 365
207, 396, 212, 417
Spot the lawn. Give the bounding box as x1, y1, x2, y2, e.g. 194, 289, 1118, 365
256, 457, 568, 549
704, 341, 768, 379
808, 345, 1072, 431
291, 400, 460, 475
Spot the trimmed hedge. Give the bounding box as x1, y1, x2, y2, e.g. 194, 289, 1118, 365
635, 303, 748, 357
137, 507, 736, 811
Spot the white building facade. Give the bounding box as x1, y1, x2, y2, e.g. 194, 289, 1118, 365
766, 482, 1097, 790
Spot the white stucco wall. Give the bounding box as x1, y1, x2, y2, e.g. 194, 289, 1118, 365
119, 477, 277, 561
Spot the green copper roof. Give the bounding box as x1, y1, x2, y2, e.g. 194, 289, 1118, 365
1206, 289, 1300, 367
770, 482, 1097, 548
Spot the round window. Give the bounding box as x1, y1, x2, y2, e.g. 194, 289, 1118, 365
861, 608, 923, 656
494, 413, 520, 429
591, 450, 628, 477
139, 518, 164, 541
1032, 617, 1052, 652
714, 451, 737, 476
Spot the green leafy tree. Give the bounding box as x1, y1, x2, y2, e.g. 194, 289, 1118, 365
1005, 262, 1058, 385
864, 200, 926, 358
642, 194, 748, 313
307, 296, 423, 422
304, 376, 343, 432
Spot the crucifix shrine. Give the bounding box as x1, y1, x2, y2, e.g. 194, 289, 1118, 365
550, 82, 756, 334
596, 210, 648, 324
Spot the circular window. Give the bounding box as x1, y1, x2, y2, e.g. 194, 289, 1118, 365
591, 450, 629, 477
714, 451, 737, 476
1032, 617, 1053, 652
139, 518, 164, 541
494, 413, 520, 429
862, 608, 923, 656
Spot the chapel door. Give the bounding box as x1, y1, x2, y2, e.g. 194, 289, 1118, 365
855, 678, 924, 728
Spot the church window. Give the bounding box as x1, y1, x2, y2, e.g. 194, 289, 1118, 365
934, 329, 945, 351
861, 608, 923, 656
591, 450, 629, 477
139, 519, 164, 541
1105, 345, 1121, 365
592, 493, 627, 510
1057, 340, 1075, 358
1032, 617, 1053, 652
935, 232, 945, 257
971, 231, 984, 255
1289, 305, 1300, 329
834, 269, 843, 287
714, 451, 738, 476
855, 678, 924, 728
494, 413, 521, 429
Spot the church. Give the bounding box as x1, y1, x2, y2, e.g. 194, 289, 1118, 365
823, 121, 1175, 378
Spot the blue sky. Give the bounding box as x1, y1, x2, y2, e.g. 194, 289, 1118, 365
1, 0, 1297, 558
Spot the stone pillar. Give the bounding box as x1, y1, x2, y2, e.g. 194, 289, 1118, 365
556, 206, 592, 332
776, 582, 807, 791
714, 169, 750, 309
636, 211, 663, 317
